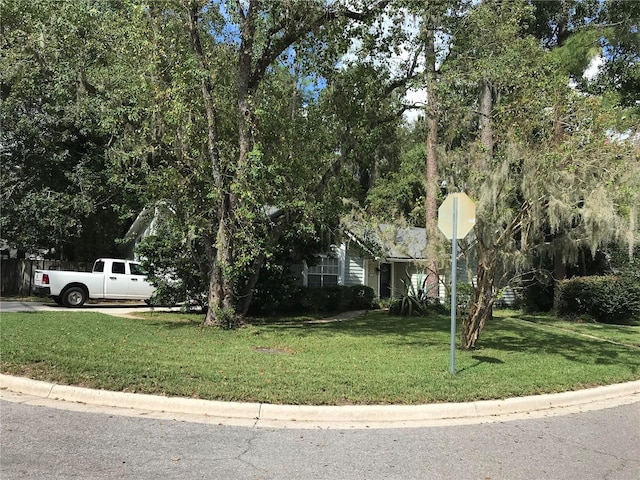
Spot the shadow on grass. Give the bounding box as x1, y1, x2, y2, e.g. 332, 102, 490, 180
259, 311, 451, 347
110, 310, 640, 372
261, 310, 640, 371
456, 355, 505, 373
478, 317, 640, 371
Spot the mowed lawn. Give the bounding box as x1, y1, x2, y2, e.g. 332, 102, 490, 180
1, 309, 638, 405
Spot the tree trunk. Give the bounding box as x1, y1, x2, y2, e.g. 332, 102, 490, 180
424, 14, 440, 298
461, 77, 497, 349
461, 247, 496, 349
203, 212, 240, 328
553, 248, 567, 281
479, 78, 494, 159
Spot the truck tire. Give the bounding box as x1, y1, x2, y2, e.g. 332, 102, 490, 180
52, 296, 64, 306
62, 287, 87, 307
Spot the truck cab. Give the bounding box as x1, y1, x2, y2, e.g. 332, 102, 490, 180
33, 258, 156, 307
92, 259, 156, 300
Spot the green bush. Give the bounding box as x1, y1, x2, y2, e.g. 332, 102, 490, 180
388, 271, 444, 316
522, 279, 554, 312
555, 275, 640, 324
300, 286, 345, 313
301, 285, 377, 313
250, 283, 377, 316
448, 282, 474, 314
248, 273, 306, 315
346, 285, 377, 310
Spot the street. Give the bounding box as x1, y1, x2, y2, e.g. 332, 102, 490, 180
1, 399, 638, 480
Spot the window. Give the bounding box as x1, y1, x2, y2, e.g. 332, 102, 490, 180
129, 263, 147, 276
307, 257, 339, 288
112, 262, 126, 274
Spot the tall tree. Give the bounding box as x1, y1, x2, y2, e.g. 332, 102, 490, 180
118, 0, 396, 326
442, 0, 639, 349
0, 0, 143, 260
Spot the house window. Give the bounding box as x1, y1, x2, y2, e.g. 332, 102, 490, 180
307, 257, 339, 288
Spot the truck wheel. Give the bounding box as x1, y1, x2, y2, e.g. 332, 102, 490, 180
62, 287, 87, 307
52, 296, 64, 306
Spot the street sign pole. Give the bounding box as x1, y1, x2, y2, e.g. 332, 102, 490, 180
438, 192, 475, 376
450, 196, 458, 375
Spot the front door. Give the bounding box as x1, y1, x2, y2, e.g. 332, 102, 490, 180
379, 263, 392, 299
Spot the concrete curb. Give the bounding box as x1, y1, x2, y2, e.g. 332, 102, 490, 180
2, 374, 638, 429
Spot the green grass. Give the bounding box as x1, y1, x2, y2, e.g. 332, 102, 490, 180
1, 309, 638, 405
519, 312, 640, 347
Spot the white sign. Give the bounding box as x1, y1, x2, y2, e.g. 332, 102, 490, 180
438, 193, 476, 240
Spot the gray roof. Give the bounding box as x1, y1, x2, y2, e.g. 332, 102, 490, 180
344, 223, 427, 261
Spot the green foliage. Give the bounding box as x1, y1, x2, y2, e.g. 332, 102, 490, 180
389, 272, 444, 316
448, 282, 474, 315
135, 211, 209, 309
300, 286, 377, 314
247, 269, 306, 316
0, 0, 141, 259
301, 287, 349, 314
555, 276, 640, 324
347, 285, 377, 310
249, 266, 377, 316
522, 274, 555, 313
366, 141, 428, 225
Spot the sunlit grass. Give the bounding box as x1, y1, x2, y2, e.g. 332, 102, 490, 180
1, 310, 638, 405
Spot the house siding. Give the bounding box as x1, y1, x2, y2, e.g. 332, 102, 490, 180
345, 250, 365, 286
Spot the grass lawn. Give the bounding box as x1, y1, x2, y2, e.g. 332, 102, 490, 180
1, 309, 638, 405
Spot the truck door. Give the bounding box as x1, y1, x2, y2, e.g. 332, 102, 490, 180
128, 262, 156, 299
104, 261, 130, 298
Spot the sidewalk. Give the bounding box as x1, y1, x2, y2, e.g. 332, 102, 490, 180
2, 374, 638, 430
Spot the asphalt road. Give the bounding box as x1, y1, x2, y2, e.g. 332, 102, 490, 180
1, 399, 639, 480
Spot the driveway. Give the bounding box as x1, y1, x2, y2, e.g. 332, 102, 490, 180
0, 300, 182, 316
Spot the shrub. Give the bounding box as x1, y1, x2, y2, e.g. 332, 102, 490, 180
250, 283, 377, 316
248, 269, 305, 315
520, 271, 555, 312
388, 271, 444, 316
301, 285, 377, 313
300, 286, 345, 313
346, 285, 377, 310
555, 275, 640, 324
448, 282, 474, 314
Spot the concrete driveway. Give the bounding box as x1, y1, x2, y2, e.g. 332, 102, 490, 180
0, 300, 183, 316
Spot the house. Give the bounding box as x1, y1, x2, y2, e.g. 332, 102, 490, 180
122, 207, 434, 300
298, 223, 432, 300
119, 205, 169, 260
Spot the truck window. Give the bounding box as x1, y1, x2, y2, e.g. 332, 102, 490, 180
112, 262, 126, 274
94, 261, 105, 273
129, 263, 148, 276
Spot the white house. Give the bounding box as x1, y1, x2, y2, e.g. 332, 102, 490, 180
299, 224, 431, 300
121, 208, 433, 300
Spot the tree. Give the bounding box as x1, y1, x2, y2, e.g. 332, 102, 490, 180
441, 0, 639, 348
109, 0, 397, 326
0, 0, 146, 260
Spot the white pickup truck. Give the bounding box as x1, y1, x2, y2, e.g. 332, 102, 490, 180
32, 258, 156, 307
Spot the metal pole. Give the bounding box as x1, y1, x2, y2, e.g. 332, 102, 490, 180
450, 196, 458, 375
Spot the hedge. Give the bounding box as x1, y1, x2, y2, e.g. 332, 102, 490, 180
554, 275, 640, 324
249, 284, 377, 316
